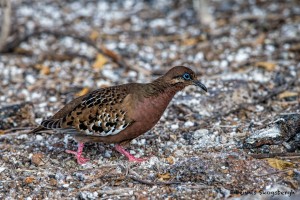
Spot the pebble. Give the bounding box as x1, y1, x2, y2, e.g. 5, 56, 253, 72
55, 172, 65, 181
184, 121, 194, 127
49, 96, 57, 102
104, 150, 112, 158
36, 135, 43, 141
234, 51, 249, 62
193, 129, 209, 139
171, 124, 179, 130
25, 74, 36, 84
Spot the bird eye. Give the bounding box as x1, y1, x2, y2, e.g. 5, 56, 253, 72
182, 73, 191, 80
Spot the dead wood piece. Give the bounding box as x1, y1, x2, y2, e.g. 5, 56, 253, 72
127, 175, 181, 185
243, 113, 300, 148
0, 0, 11, 51
250, 152, 300, 159
1, 29, 128, 69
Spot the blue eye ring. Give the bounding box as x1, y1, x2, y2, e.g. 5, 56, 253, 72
183, 73, 191, 80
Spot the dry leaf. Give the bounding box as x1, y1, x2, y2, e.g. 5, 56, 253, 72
89, 30, 99, 41
76, 87, 89, 97
287, 170, 294, 176
31, 153, 44, 166
182, 38, 198, 46
92, 53, 108, 70
278, 91, 298, 99
252, 33, 266, 46
101, 47, 120, 63
49, 178, 57, 186
14, 47, 33, 55
0, 130, 4, 135
157, 173, 171, 180
255, 62, 276, 71
266, 158, 294, 170
40, 65, 50, 75
165, 156, 174, 165
24, 177, 35, 184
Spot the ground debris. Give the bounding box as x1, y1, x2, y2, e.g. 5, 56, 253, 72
244, 113, 300, 149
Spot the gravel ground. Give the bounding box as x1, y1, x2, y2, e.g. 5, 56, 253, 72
0, 0, 300, 199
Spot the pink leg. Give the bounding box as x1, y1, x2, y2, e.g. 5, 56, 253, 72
114, 144, 148, 162
65, 142, 89, 164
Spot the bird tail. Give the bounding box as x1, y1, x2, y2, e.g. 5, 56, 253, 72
27, 126, 47, 134
41, 118, 63, 129
28, 118, 63, 134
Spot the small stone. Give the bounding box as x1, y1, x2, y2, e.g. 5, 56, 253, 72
194, 129, 209, 139
129, 150, 136, 155
36, 135, 43, 141
55, 171, 65, 181
49, 96, 57, 102
171, 124, 179, 130
174, 149, 184, 156
104, 150, 111, 158
184, 121, 194, 127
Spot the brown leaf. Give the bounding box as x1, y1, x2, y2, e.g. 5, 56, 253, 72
255, 62, 276, 71
0, 130, 4, 135
182, 38, 198, 46
24, 177, 35, 184
266, 158, 294, 170
252, 33, 266, 46
31, 153, 44, 166
49, 178, 57, 186
76, 87, 89, 97
157, 173, 171, 181
165, 156, 174, 165
92, 53, 108, 70
89, 30, 100, 41
101, 47, 120, 63
289, 43, 300, 52
40, 65, 50, 75
278, 91, 298, 99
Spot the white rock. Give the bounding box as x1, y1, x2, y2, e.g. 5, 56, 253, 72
49, 96, 57, 102
17, 134, 28, 139
194, 129, 209, 139
36, 135, 43, 141
184, 121, 194, 127
235, 51, 249, 63
171, 124, 179, 130
0, 167, 6, 173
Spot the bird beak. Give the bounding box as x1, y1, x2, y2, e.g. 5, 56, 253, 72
193, 80, 207, 92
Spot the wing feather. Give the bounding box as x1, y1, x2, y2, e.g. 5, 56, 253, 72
41, 85, 133, 137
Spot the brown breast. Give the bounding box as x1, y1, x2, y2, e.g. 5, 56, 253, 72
98, 87, 177, 143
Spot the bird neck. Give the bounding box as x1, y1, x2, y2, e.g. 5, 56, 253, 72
142, 77, 184, 98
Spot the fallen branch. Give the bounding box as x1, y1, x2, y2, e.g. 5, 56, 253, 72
250, 152, 300, 159
1, 29, 127, 68
0, 0, 11, 51
127, 175, 180, 185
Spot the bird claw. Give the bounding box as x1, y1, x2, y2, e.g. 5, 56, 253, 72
65, 149, 89, 164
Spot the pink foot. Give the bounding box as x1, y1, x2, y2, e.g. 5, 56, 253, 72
65, 142, 89, 164
114, 144, 148, 162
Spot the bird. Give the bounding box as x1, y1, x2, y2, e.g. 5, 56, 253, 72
35, 66, 207, 164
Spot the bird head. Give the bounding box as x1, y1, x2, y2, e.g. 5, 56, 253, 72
163, 66, 207, 92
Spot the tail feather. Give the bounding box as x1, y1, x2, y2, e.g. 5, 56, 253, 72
41, 118, 63, 129
28, 126, 46, 134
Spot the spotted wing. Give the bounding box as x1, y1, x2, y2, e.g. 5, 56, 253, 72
41, 86, 133, 137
